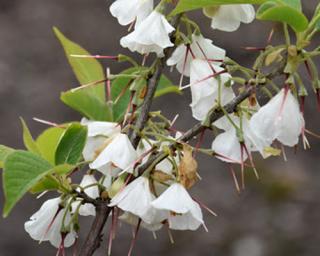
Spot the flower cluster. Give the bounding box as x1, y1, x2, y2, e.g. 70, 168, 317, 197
20, 1, 315, 255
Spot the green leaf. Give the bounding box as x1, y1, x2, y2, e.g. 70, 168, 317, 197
61, 90, 113, 121
171, 0, 266, 15
156, 75, 181, 98
0, 145, 14, 168
53, 27, 105, 101
3, 151, 53, 217
20, 118, 41, 155
55, 123, 87, 165
256, 1, 308, 32
281, 0, 301, 10
30, 164, 75, 194
111, 67, 180, 122
36, 126, 65, 165
54, 27, 113, 121
30, 177, 60, 194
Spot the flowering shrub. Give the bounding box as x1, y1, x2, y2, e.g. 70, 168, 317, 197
1, 0, 320, 255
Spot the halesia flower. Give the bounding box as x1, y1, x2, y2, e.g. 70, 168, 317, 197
250, 88, 305, 147
119, 212, 163, 232
109, 177, 166, 224
167, 34, 226, 76
72, 174, 100, 216
89, 133, 138, 176
110, 0, 153, 26
212, 114, 271, 163
189, 59, 235, 121
120, 11, 175, 56
151, 183, 204, 231
81, 118, 121, 162
204, 5, 255, 32
24, 198, 76, 248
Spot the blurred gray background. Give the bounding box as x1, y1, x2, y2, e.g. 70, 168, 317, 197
1, 0, 320, 255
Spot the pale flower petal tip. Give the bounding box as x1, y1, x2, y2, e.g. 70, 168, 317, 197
120, 11, 175, 56
250, 88, 304, 147
207, 4, 255, 32
109, 0, 154, 26
24, 197, 77, 248
109, 177, 167, 224
167, 34, 226, 77
151, 183, 204, 231
89, 133, 138, 176
189, 59, 234, 121
73, 174, 99, 217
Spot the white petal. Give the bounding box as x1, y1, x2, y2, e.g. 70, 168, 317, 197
119, 212, 163, 231
151, 183, 204, 231
25, 198, 76, 248
151, 183, 194, 214
110, 0, 153, 26
167, 34, 226, 77
168, 210, 203, 231
109, 177, 166, 224
250, 89, 304, 147
24, 198, 61, 242
47, 209, 76, 248
211, 5, 255, 32
82, 136, 107, 162
120, 11, 174, 56
81, 118, 120, 137
90, 133, 137, 171
79, 174, 100, 199
212, 128, 248, 163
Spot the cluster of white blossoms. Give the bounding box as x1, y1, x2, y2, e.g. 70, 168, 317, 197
23, 0, 306, 252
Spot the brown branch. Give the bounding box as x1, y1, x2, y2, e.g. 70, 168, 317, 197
78, 200, 111, 256
137, 86, 253, 175
137, 61, 287, 175
77, 14, 182, 256
129, 14, 182, 147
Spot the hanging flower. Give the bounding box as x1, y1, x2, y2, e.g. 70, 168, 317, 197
204, 4, 255, 32
188, 59, 235, 121
212, 114, 271, 163
72, 174, 100, 217
120, 10, 175, 56
167, 34, 226, 76
119, 212, 163, 232
109, 177, 166, 224
110, 0, 153, 27
24, 198, 76, 248
81, 118, 121, 162
89, 133, 138, 176
151, 183, 204, 231
250, 88, 305, 147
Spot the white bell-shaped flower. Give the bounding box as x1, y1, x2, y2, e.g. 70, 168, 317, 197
119, 212, 163, 232
109, 177, 166, 224
189, 59, 235, 121
212, 114, 271, 162
250, 89, 304, 147
120, 11, 175, 56
205, 4, 255, 32
212, 128, 248, 163
72, 174, 100, 216
24, 198, 76, 248
81, 118, 121, 162
167, 34, 226, 76
89, 133, 138, 176
151, 183, 204, 231
110, 0, 153, 26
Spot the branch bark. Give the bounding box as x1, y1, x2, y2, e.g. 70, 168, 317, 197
137, 61, 287, 175
77, 14, 182, 256
78, 201, 112, 256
